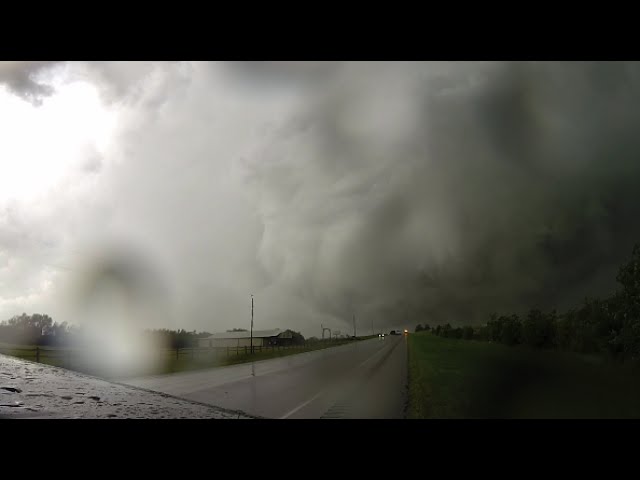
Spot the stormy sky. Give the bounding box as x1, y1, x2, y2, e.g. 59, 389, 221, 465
1, 61, 640, 338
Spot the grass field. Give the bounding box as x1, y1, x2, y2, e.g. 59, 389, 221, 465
408, 332, 640, 418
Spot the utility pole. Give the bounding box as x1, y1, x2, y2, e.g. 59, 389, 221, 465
250, 294, 254, 354
353, 313, 356, 338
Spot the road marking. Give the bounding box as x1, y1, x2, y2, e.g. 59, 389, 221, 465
355, 341, 393, 370
279, 389, 327, 419
278, 339, 397, 419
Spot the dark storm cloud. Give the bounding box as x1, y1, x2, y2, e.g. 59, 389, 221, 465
242, 61, 640, 329
5, 61, 640, 337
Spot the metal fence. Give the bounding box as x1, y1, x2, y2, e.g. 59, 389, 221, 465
175, 343, 291, 360
170, 341, 355, 360
0, 339, 355, 369
0, 344, 83, 369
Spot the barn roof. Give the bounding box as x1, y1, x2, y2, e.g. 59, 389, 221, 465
204, 329, 282, 340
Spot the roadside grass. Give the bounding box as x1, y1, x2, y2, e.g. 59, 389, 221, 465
407, 332, 640, 418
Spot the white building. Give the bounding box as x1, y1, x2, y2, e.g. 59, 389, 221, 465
197, 329, 293, 348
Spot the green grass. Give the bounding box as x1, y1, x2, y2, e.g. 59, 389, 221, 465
408, 332, 640, 418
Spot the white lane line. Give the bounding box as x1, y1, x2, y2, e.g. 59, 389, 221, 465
278, 340, 397, 419
279, 390, 327, 419
170, 374, 256, 396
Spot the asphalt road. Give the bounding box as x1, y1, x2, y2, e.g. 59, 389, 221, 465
123, 335, 408, 419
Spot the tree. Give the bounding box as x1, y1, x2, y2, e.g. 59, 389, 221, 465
477, 325, 489, 341
415, 324, 424, 332
555, 310, 576, 351
462, 325, 475, 340
613, 244, 640, 360
500, 315, 522, 346
282, 329, 305, 345
442, 324, 453, 338
465, 243, 640, 361
227, 328, 248, 332
1, 313, 55, 345
616, 244, 640, 300
522, 309, 557, 349
487, 314, 503, 342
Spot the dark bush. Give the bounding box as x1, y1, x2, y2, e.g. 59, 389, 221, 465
462, 325, 475, 340
441, 324, 453, 338
522, 309, 557, 349
500, 315, 522, 346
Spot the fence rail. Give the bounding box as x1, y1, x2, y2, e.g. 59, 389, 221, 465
0, 339, 355, 369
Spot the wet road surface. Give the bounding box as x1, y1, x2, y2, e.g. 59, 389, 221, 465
124, 336, 408, 419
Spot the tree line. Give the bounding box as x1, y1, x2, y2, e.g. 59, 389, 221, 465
0, 313, 76, 346
415, 244, 640, 362
145, 329, 213, 349
0, 315, 308, 350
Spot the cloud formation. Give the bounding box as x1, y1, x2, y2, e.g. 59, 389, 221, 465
2, 61, 640, 337
0, 61, 59, 104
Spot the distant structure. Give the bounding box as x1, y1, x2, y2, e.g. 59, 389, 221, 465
197, 329, 293, 348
